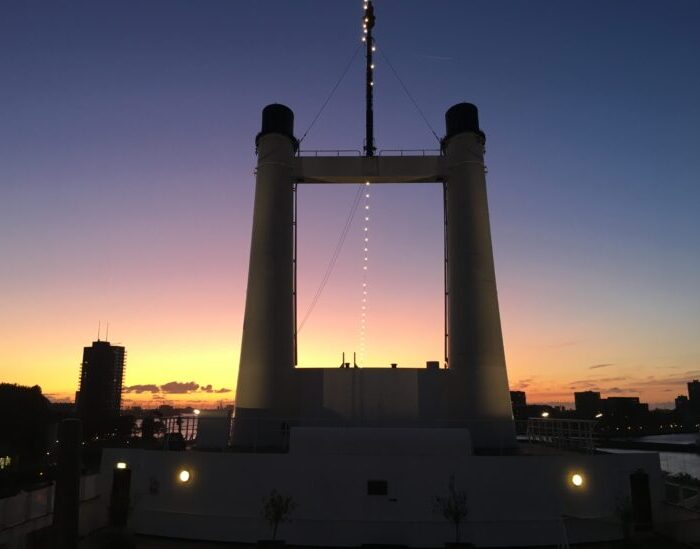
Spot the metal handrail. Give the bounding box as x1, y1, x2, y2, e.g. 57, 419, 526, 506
526, 418, 598, 453
298, 149, 363, 157
297, 149, 443, 157
378, 148, 441, 156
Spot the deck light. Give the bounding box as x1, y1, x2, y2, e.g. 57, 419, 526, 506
178, 469, 191, 483
116, 462, 128, 470
571, 473, 584, 487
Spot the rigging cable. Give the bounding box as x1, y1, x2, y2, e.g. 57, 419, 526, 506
297, 184, 364, 332
376, 46, 441, 144
298, 44, 363, 145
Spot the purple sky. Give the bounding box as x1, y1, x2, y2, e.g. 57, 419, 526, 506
1, 1, 699, 406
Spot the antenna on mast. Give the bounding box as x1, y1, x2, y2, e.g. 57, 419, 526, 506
363, 1, 376, 157
97, 321, 101, 342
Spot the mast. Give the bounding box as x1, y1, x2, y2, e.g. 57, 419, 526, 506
363, 1, 376, 157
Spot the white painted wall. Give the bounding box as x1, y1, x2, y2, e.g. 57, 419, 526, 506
321, 369, 419, 422
99, 441, 663, 547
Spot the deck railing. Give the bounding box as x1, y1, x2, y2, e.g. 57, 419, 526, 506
526, 418, 597, 453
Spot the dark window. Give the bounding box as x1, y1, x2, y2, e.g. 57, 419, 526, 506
367, 480, 388, 496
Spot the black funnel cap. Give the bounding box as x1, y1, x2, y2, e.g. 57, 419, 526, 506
445, 103, 482, 140
256, 104, 297, 148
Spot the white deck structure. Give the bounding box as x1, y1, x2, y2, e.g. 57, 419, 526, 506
100, 437, 662, 547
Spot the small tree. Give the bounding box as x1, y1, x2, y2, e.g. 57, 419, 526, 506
262, 489, 296, 540
434, 475, 469, 543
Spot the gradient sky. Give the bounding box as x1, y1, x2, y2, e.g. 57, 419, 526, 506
1, 1, 699, 408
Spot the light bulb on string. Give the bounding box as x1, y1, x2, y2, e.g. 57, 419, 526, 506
358, 175, 373, 361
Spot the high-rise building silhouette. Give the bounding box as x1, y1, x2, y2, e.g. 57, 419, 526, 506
574, 390, 602, 418
675, 395, 689, 412
510, 390, 526, 408
688, 379, 700, 415
76, 340, 125, 437
688, 380, 700, 402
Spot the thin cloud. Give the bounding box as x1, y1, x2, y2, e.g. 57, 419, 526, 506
160, 381, 199, 394
605, 387, 637, 394
124, 384, 160, 394
124, 381, 230, 395
569, 378, 601, 386
589, 363, 614, 370
626, 374, 696, 388
200, 384, 230, 394
511, 377, 535, 390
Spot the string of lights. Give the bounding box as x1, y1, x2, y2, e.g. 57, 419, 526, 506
359, 1, 375, 363
358, 180, 371, 362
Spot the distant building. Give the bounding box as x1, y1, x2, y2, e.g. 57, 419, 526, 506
675, 395, 689, 411
158, 404, 176, 417
76, 340, 125, 438
574, 391, 602, 418
603, 397, 649, 421
688, 380, 700, 402
510, 391, 527, 408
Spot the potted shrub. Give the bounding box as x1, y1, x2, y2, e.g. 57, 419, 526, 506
259, 489, 296, 546
434, 475, 473, 548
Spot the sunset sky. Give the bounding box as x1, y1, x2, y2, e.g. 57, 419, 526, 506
1, 1, 699, 408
